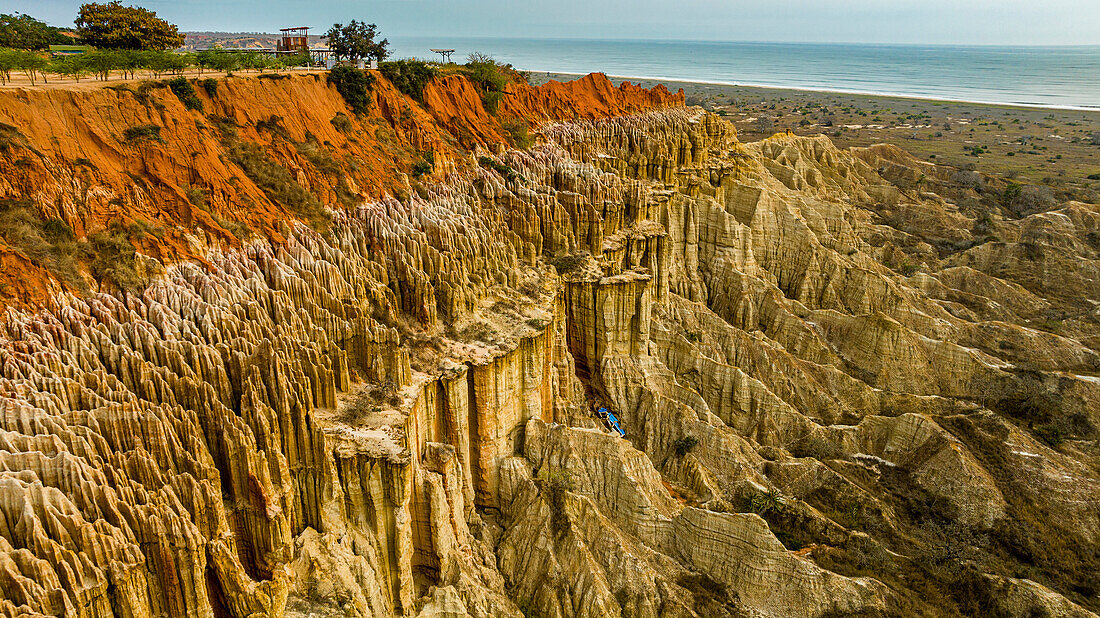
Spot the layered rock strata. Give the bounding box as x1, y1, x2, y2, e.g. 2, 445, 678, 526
1, 74, 1098, 617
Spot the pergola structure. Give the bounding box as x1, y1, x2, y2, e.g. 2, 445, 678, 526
430, 48, 455, 64
278, 27, 310, 53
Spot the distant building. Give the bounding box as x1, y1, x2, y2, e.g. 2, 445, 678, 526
277, 27, 309, 53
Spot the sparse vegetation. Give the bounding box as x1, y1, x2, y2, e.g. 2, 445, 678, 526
500, 117, 534, 149
122, 124, 162, 143
747, 488, 785, 515
461, 53, 521, 115
327, 65, 375, 115
88, 225, 148, 293
330, 112, 353, 133
0, 199, 86, 292
167, 77, 202, 111
549, 252, 587, 275
226, 141, 329, 231
672, 435, 699, 457
477, 155, 523, 182
379, 59, 438, 103
537, 468, 574, 536
411, 158, 432, 178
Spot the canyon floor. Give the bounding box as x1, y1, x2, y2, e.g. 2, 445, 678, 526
0, 71, 1098, 618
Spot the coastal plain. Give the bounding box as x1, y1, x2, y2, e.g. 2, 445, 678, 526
535, 72, 1100, 199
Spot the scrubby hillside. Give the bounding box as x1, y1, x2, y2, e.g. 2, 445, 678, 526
0, 70, 1097, 617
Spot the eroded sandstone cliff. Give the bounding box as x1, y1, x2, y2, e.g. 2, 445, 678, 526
0, 71, 1098, 617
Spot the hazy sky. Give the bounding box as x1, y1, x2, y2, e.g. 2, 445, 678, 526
11, 0, 1100, 46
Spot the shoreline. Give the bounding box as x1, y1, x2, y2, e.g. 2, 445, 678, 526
529, 70, 1100, 113
526, 72, 1100, 192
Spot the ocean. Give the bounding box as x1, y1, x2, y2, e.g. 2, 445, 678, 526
388, 37, 1100, 110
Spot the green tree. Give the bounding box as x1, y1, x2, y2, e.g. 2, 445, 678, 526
197, 49, 240, 75
75, 1, 184, 51
0, 13, 69, 50
324, 21, 388, 63
0, 48, 20, 84
278, 50, 312, 70
113, 48, 142, 79
50, 56, 89, 81
80, 49, 119, 80
240, 51, 276, 72
141, 49, 185, 77
17, 50, 48, 85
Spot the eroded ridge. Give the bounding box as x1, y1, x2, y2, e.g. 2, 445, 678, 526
2, 100, 1099, 618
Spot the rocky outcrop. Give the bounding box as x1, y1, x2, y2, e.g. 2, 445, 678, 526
1, 74, 1098, 617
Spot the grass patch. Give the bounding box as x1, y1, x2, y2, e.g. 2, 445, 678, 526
226, 141, 329, 231
122, 124, 163, 144
0, 199, 86, 292
295, 134, 341, 175
88, 226, 148, 294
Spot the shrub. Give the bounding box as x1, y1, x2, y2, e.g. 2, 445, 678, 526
789, 432, 842, 460
477, 155, 523, 182
167, 77, 202, 111
672, 435, 699, 457
500, 117, 533, 149
411, 158, 432, 177
1034, 423, 1065, 448
676, 572, 728, 614
327, 65, 375, 115
255, 114, 288, 139
88, 226, 146, 293
537, 469, 573, 536
122, 124, 162, 143
549, 252, 587, 274
463, 52, 512, 115
330, 112, 353, 133
748, 488, 785, 515
201, 77, 217, 97
379, 59, 438, 103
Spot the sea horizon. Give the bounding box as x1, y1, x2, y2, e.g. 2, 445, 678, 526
389, 36, 1100, 110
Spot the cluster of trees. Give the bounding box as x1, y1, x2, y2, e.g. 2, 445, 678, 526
323, 20, 389, 63
0, 4, 408, 87
0, 48, 312, 85
1, 3, 183, 52
0, 13, 72, 50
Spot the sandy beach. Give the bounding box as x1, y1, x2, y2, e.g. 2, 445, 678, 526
532, 71, 1100, 198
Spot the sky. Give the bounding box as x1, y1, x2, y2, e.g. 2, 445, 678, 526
10, 0, 1100, 46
